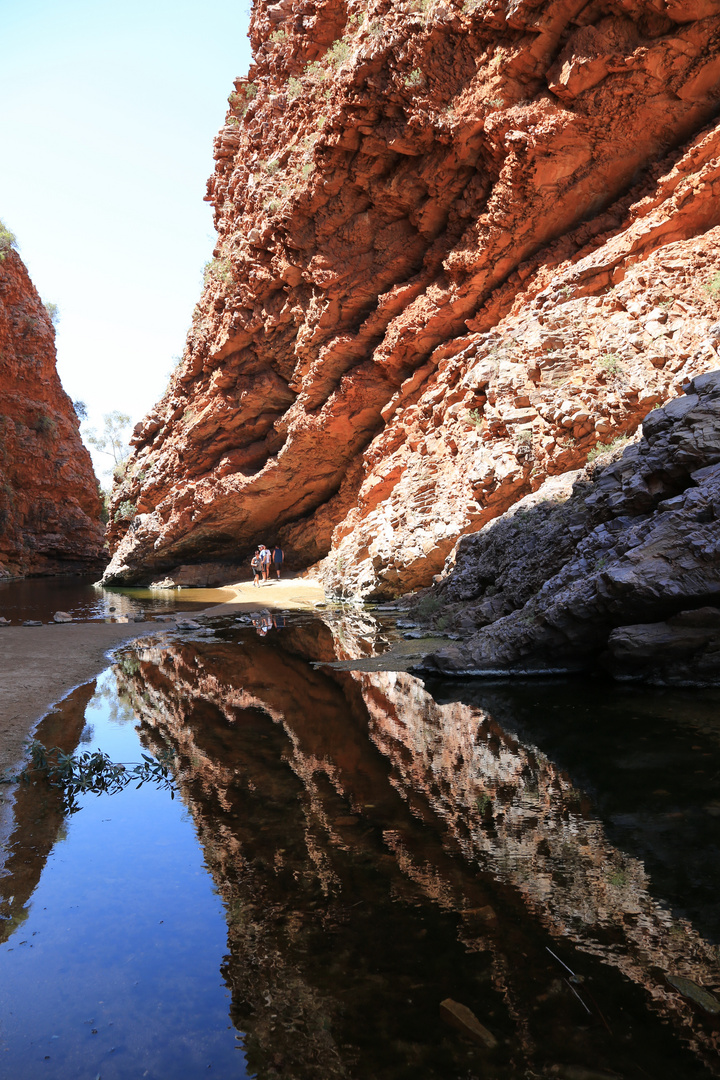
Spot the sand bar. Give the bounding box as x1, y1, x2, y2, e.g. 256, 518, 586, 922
198, 575, 326, 615
0, 576, 326, 776
0, 622, 148, 775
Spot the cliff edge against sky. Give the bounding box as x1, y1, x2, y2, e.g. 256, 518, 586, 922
0, 242, 104, 579
104, 0, 720, 595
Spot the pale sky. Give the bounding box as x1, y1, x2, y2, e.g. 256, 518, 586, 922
1, 0, 252, 480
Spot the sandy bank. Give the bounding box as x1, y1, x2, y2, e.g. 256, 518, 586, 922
0, 577, 326, 777
0, 622, 147, 776
198, 575, 326, 615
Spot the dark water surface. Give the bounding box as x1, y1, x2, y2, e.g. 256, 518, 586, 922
0, 574, 232, 623
1, 610, 719, 1079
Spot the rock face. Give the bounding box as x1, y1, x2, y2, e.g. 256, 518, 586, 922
104, 0, 720, 594
419, 369, 720, 683
0, 246, 104, 578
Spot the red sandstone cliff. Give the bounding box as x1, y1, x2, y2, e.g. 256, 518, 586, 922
104, 0, 720, 595
0, 246, 104, 577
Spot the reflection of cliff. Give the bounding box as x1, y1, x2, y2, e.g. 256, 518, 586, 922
116, 633, 502, 1080
358, 672, 720, 1011
114, 623, 720, 1077
0, 682, 95, 944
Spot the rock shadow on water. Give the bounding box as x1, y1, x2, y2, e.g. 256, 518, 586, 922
0, 681, 97, 945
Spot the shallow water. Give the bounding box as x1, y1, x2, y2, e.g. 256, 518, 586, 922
1, 611, 719, 1078
0, 574, 234, 623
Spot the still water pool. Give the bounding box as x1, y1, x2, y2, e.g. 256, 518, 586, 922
1, 610, 719, 1079
0, 574, 234, 623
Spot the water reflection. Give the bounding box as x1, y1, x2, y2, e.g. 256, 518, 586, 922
0, 672, 244, 1080
0, 574, 232, 623
0, 682, 94, 946
108, 617, 720, 1079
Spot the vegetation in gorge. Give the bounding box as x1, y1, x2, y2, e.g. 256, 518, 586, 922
0, 220, 17, 259
84, 410, 132, 469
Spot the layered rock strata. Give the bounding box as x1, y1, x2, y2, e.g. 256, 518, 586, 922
0, 247, 104, 577
105, 0, 720, 595
418, 368, 720, 682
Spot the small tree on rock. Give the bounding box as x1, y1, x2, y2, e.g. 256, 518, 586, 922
85, 411, 133, 486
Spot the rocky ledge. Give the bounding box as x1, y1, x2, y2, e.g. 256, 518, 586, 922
417, 369, 720, 685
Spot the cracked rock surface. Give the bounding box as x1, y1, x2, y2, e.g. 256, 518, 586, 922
103, 0, 720, 596
419, 369, 720, 683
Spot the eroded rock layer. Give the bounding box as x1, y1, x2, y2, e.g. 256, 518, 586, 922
418, 368, 720, 682
0, 249, 104, 577
105, 0, 720, 594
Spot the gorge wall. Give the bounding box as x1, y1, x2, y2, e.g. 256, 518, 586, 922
0, 243, 104, 578
417, 368, 720, 682
104, 0, 720, 596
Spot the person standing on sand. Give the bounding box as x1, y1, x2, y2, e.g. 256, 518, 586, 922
272, 544, 284, 579
260, 544, 271, 582
251, 548, 262, 587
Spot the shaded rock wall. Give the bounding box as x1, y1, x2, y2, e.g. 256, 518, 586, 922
420, 368, 720, 681
0, 249, 104, 577
104, 0, 720, 594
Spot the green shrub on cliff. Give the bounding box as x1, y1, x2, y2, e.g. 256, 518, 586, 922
599, 352, 622, 374
31, 412, 56, 438
114, 500, 137, 523
227, 82, 257, 115
703, 272, 720, 298
203, 257, 232, 285
0, 221, 17, 261
587, 434, 630, 462
327, 39, 351, 67
286, 77, 302, 101
303, 59, 326, 82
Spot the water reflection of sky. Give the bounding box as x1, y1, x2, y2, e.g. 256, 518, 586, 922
2, 616, 719, 1079
0, 672, 248, 1079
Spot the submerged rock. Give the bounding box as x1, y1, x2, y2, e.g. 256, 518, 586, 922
439, 998, 497, 1049
666, 975, 720, 1015
420, 371, 720, 683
